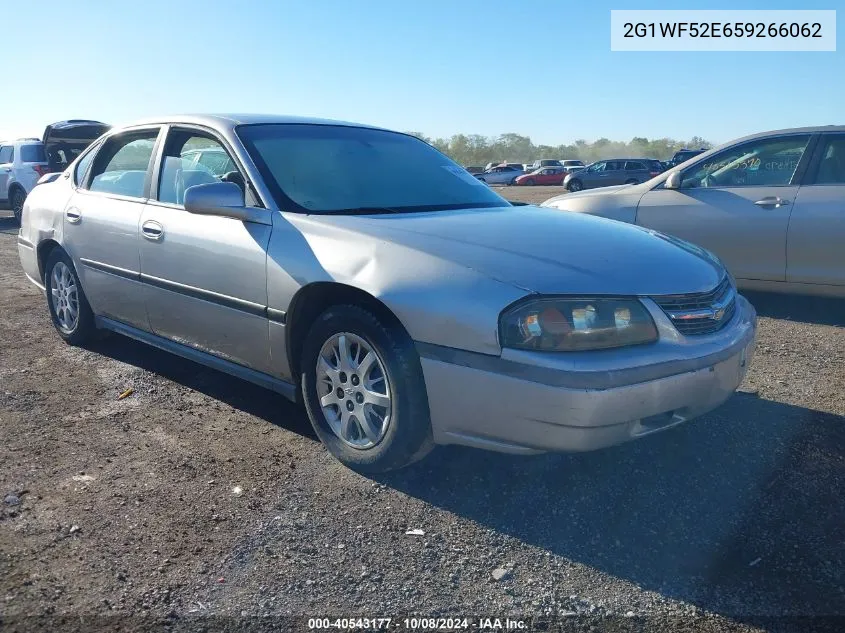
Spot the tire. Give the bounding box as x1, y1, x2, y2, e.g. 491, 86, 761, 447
300, 304, 433, 473
625, 178, 638, 185
44, 249, 97, 345
10, 187, 26, 226
524, 178, 535, 186
509, 177, 518, 186
567, 179, 583, 192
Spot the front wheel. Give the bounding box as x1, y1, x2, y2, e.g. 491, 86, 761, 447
301, 304, 433, 472
524, 178, 535, 186
44, 249, 97, 345
567, 179, 583, 192
10, 188, 26, 226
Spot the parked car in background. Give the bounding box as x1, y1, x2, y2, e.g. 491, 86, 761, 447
514, 166, 567, 186
528, 159, 562, 170
476, 164, 524, 185
563, 159, 663, 192
668, 148, 707, 168
1, 120, 109, 225
541, 126, 845, 297
560, 159, 585, 171
17, 113, 756, 472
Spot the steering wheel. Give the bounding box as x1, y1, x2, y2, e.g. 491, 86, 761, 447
221, 170, 245, 192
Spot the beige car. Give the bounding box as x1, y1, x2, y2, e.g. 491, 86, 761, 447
542, 126, 845, 297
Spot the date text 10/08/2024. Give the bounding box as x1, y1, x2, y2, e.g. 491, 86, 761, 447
307, 617, 528, 630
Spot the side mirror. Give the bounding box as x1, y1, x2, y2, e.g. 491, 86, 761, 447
664, 171, 683, 190
184, 182, 250, 220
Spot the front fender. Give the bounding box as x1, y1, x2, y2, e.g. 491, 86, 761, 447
265, 212, 529, 357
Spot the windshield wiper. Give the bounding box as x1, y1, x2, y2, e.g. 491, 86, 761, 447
319, 206, 403, 215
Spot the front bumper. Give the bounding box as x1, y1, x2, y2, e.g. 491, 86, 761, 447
419, 295, 757, 455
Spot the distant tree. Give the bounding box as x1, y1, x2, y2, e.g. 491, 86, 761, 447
408, 130, 713, 165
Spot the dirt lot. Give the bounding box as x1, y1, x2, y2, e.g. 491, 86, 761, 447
1, 200, 844, 632
491, 184, 565, 205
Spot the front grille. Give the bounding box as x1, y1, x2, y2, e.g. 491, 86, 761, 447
652, 276, 736, 336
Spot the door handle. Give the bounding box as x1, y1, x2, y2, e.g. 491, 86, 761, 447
141, 220, 164, 241
754, 197, 791, 208
66, 208, 82, 224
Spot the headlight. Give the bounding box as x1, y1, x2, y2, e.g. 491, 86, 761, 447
499, 298, 658, 351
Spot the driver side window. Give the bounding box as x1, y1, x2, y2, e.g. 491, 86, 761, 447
157, 130, 242, 205
680, 135, 811, 189
588, 162, 605, 173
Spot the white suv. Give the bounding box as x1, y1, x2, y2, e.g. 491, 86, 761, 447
0, 139, 50, 224
1, 120, 109, 225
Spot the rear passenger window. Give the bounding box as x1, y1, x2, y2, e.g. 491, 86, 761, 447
88, 131, 159, 198
811, 136, 845, 185
625, 161, 645, 170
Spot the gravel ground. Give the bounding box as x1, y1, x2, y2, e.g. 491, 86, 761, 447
1, 204, 843, 633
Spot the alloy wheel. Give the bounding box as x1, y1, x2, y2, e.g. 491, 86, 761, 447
316, 332, 392, 449
50, 262, 79, 333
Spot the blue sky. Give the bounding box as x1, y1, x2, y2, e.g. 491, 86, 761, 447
3, 0, 842, 145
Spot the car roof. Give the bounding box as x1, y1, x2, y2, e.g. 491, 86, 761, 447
122, 113, 390, 133
702, 125, 845, 148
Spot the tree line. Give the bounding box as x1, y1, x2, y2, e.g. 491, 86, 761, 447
406, 132, 713, 167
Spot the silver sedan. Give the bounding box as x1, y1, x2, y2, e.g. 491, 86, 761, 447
542, 126, 845, 297
18, 114, 756, 472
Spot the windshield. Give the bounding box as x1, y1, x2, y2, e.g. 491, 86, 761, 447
237, 124, 510, 214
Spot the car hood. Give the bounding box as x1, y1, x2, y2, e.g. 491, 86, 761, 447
541, 182, 653, 223
294, 205, 724, 296
546, 183, 642, 203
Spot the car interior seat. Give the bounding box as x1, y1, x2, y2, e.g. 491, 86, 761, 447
817, 143, 845, 184
175, 169, 219, 205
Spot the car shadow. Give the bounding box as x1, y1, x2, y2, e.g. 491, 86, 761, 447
375, 394, 845, 620
743, 290, 845, 327
83, 334, 316, 441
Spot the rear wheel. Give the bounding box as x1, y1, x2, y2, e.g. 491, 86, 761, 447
10, 187, 26, 226
567, 179, 583, 192
301, 304, 433, 472
44, 249, 97, 345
